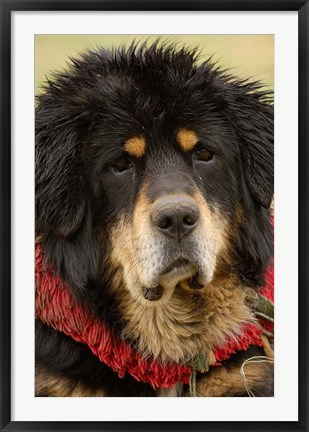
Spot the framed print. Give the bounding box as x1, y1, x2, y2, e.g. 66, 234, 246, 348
1, 1, 308, 431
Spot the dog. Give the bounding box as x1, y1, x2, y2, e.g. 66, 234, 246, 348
35, 42, 274, 397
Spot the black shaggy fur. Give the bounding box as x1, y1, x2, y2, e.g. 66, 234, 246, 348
35, 42, 274, 397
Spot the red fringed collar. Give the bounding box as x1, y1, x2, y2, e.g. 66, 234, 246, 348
35, 244, 274, 390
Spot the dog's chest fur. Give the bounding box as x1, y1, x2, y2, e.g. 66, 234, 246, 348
115, 279, 256, 364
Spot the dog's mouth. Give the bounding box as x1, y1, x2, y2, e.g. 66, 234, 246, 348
143, 258, 205, 302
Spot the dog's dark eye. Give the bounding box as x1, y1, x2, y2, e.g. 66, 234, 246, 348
194, 149, 213, 162
112, 158, 133, 173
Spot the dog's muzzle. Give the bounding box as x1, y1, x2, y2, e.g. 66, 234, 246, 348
143, 194, 204, 301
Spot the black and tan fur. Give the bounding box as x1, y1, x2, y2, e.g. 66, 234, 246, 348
35, 42, 274, 397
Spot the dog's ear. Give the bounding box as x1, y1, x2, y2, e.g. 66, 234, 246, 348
228, 87, 274, 208
36, 101, 86, 238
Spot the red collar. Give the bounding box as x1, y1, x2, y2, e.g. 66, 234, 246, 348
35, 244, 273, 389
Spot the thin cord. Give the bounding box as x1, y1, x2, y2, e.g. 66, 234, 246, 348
240, 356, 274, 397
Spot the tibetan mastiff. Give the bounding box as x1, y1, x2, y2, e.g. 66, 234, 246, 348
35, 42, 274, 397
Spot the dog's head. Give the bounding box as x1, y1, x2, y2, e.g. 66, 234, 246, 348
36, 43, 273, 361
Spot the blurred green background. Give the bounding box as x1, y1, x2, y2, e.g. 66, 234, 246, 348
35, 35, 273, 95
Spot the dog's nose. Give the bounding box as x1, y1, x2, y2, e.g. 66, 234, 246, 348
151, 195, 200, 239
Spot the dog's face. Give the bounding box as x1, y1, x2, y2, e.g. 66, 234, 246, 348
99, 128, 231, 305
36, 43, 273, 362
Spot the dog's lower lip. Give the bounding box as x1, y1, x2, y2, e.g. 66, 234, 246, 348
144, 285, 164, 301
188, 273, 204, 289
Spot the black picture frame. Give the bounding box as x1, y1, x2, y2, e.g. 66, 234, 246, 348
1, 1, 308, 431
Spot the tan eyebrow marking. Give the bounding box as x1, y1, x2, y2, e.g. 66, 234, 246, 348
124, 137, 146, 158
176, 128, 199, 152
